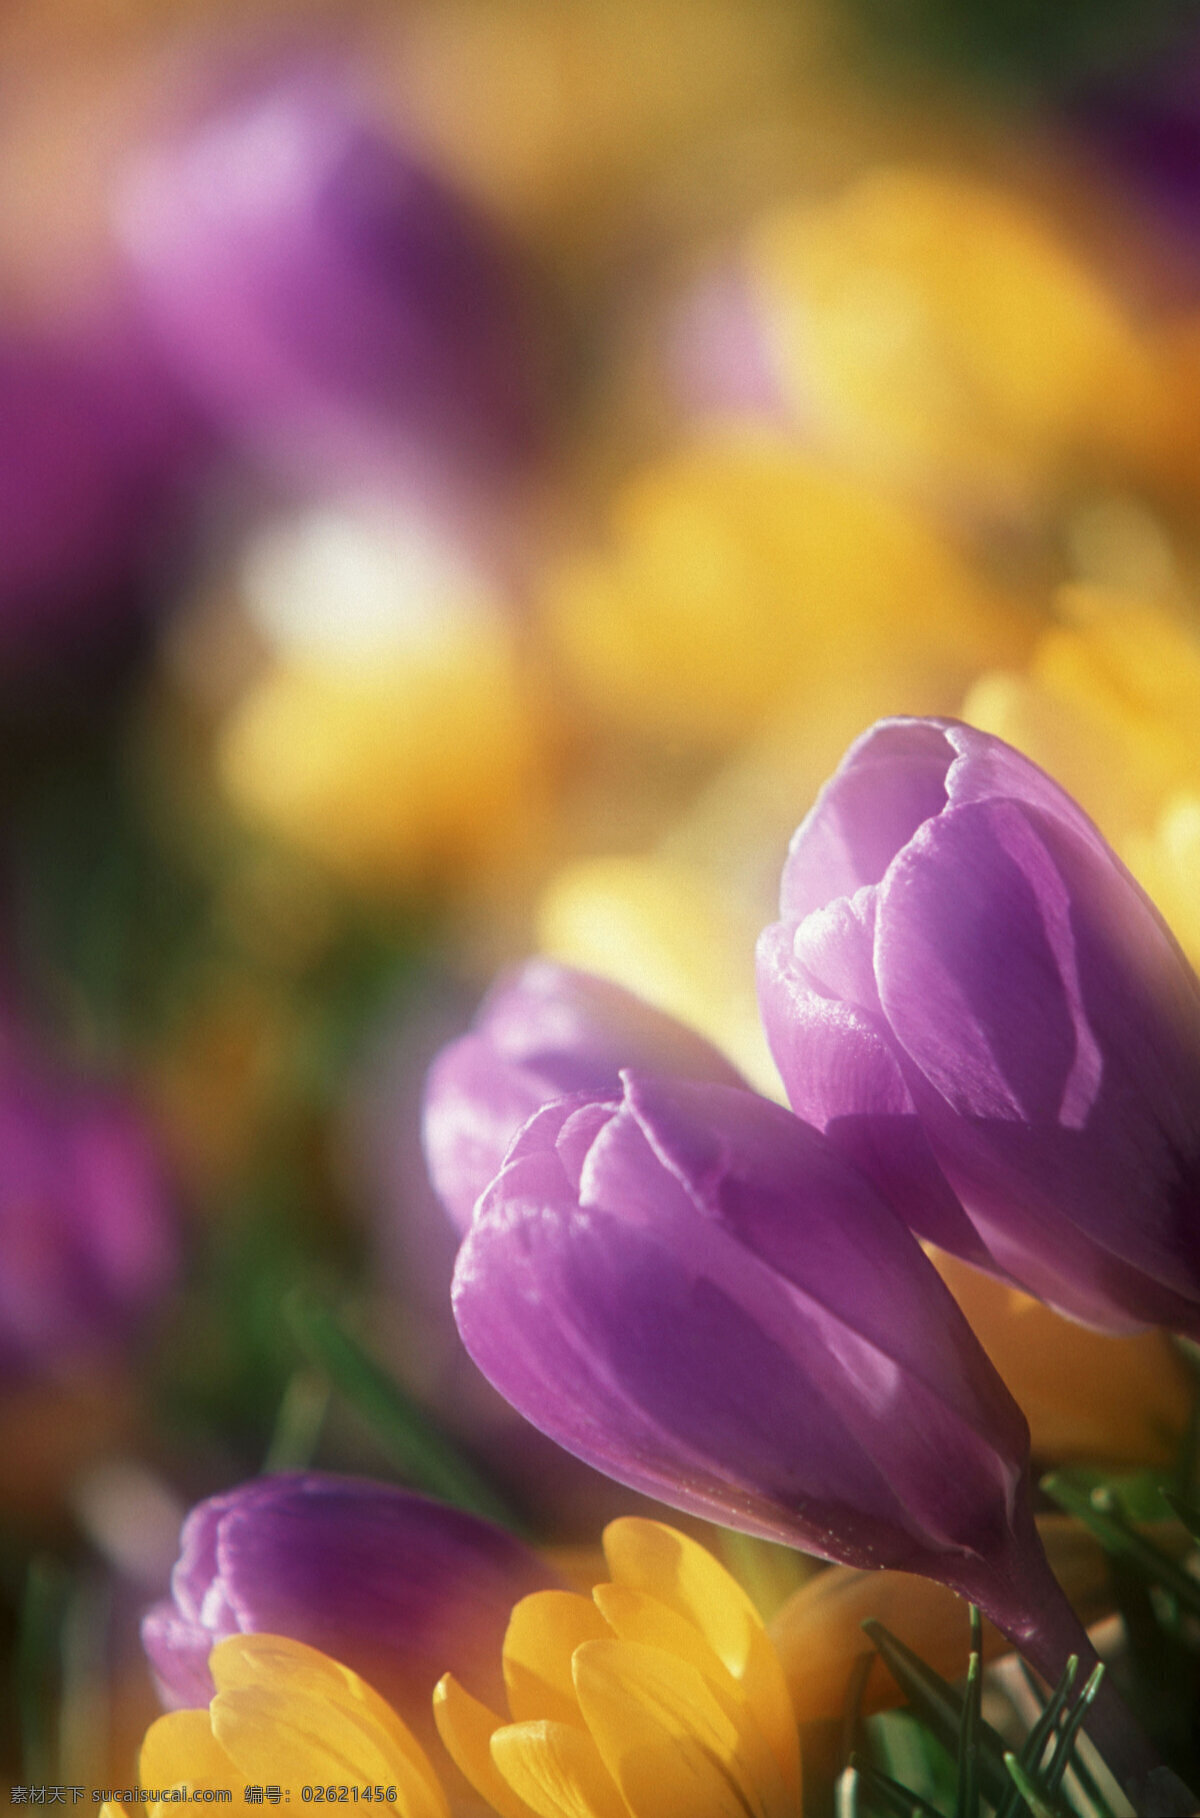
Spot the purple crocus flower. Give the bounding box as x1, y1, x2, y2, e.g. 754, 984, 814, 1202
422, 958, 744, 1231
1067, 35, 1200, 260
116, 66, 558, 504
0, 319, 206, 680
142, 1471, 556, 1739
0, 1040, 176, 1379
757, 716, 1200, 1338
452, 1068, 1183, 1810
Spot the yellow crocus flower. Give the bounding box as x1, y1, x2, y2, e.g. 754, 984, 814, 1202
537, 852, 778, 1093
435, 1517, 801, 1818
747, 169, 1174, 514
1125, 790, 1200, 971
933, 1253, 1191, 1470
545, 434, 1030, 747
106, 1633, 449, 1818
217, 622, 545, 896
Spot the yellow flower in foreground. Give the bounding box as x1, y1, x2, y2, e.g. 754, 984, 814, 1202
435, 1517, 801, 1818
112, 1633, 448, 1818
546, 435, 1030, 745
747, 169, 1173, 512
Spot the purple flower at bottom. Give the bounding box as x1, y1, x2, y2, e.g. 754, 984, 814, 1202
756, 717, 1200, 1337
142, 1472, 557, 1738
423, 958, 744, 1231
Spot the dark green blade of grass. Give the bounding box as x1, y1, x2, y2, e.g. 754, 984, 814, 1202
861, 1619, 1015, 1810
285, 1288, 522, 1529
954, 1607, 983, 1818
1041, 1472, 1200, 1619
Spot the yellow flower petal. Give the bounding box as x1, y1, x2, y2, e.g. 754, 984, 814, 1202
491, 1719, 632, 1818
138, 1708, 240, 1794
591, 1583, 732, 1686
749, 170, 1168, 510
545, 436, 1027, 746
219, 613, 543, 894
537, 854, 777, 1093
433, 1673, 539, 1818
572, 1639, 774, 1818
210, 1635, 448, 1818
503, 1591, 613, 1726
601, 1520, 799, 1802
933, 1250, 1191, 1468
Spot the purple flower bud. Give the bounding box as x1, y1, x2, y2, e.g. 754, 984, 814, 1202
452, 1067, 1184, 1810
757, 716, 1200, 1336
142, 1471, 556, 1738
423, 959, 745, 1231
116, 66, 559, 501
454, 1069, 1034, 1579
0, 1042, 176, 1379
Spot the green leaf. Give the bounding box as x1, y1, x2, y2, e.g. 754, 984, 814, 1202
1041, 1472, 1200, 1619
861, 1620, 1013, 1809
1043, 1664, 1104, 1799
17, 1556, 69, 1784
1003, 1752, 1074, 1818
285, 1288, 522, 1530
1045, 1467, 1174, 1525
995, 1658, 1079, 1818
1159, 1489, 1200, 1548
848, 1754, 944, 1818
954, 1607, 983, 1818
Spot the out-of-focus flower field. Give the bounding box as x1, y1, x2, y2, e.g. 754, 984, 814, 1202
8, 0, 1200, 1809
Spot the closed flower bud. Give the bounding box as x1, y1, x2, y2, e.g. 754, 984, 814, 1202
142, 1471, 556, 1752
757, 715, 1200, 1336
423, 959, 743, 1231
454, 1070, 1035, 1590
451, 1066, 1183, 1809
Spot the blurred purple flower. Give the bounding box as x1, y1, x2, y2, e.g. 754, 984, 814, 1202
757, 716, 1200, 1337
0, 319, 206, 678
0, 1039, 176, 1378
1068, 38, 1200, 254
143, 1471, 556, 1738
451, 1066, 1179, 1808
423, 959, 744, 1231
116, 67, 560, 506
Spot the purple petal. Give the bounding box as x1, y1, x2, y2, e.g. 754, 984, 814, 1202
117, 67, 556, 494
780, 718, 1109, 923
144, 1472, 555, 1723
756, 921, 993, 1264
456, 1078, 1028, 1570
423, 961, 743, 1229
877, 798, 1200, 1329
